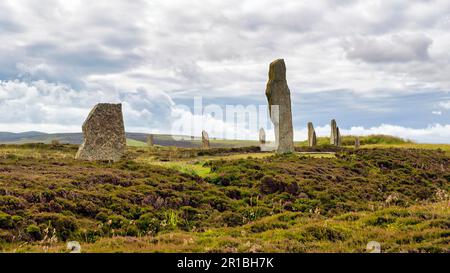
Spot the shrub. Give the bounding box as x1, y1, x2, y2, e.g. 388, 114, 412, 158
0, 196, 26, 211
126, 225, 139, 237
26, 224, 42, 240
136, 213, 161, 234
33, 213, 78, 240
303, 225, 348, 242
250, 222, 288, 233
259, 176, 284, 194
0, 212, 12, 228
221, 211, 244, 227
365, 216, 396, 227
107, 215, 129, 229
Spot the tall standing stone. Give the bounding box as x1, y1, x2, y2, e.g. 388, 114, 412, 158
330, 119, 338, 146
259, 128, 266, 145
202, 130, 210, 149
147, 134, 154, 147
355, 137, 360, 149
307, 122, 317, 147
265, 59, 294, 154
75, 103, 126, 162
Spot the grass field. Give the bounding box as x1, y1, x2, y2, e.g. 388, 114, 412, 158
126, 139, 147, 147
0, 135, 448, 253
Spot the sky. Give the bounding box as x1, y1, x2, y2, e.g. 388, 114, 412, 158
0, 0, 449, 143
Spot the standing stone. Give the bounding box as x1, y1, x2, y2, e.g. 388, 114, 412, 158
259, 128, 266, 145
355, 137, 360, 149
307, 122, 317, 147
75, 103, 126, 162
202, 130, 210, 149
51, 139, 60, 146
265, 59, 294, 154
330, 119, 339, 146
147, 134, 154, 147
336, 127, 341, 147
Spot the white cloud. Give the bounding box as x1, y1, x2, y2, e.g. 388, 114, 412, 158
293, 123, 450, 144
0, 1, 449, 143
0, 79, 178, 133
341, 124, 450, 144
344, 33, 433, 63
438, 100, 450, 109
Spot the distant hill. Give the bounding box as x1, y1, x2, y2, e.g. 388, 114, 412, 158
0, 131, 257, 148
0, 131, 411, 148
0, 131, 48, 142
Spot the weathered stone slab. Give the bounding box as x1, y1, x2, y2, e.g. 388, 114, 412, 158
202, 130, 210, 149
307, 122, 317, 147
75, 103, 126, 162
259, 128, 266, 145
330, 119, 338, 145
265, 59, 294, 154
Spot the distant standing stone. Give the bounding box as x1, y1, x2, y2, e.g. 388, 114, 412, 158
75, 103, 126, 162
312, 131, 317, 147
147, 134, 154, 147
265, 59, 294, 154
51, 139, 60, 145
202, 130, 210, 149
336, 127, 341, 147
330, 119, 339, 146
307, 122, 317, 147
355, 137, 360, 149
259, 128, 266, 145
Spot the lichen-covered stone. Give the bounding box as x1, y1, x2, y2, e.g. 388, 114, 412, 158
307, 122, 317, 147
75, 103, 126, 162
202, 130, 210, 149
265, 59, 294, 154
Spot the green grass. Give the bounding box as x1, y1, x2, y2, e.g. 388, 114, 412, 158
361, 143, 450, 156
296, 134, 411, 147
126, 139, 147, 147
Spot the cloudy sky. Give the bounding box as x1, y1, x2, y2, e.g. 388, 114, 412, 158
0, 0, 449, 143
